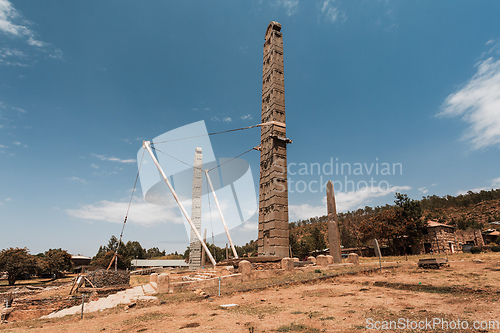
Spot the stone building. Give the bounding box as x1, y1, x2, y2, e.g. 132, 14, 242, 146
413, 221, 484, 254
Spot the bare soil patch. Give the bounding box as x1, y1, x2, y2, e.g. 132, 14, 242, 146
1, 253, 499, 332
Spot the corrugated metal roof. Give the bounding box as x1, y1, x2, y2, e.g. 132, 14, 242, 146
131, 259, 188, 267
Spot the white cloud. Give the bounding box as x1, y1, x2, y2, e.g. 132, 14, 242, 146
0, 0, 28, 37
0, 0, 62, 65
0, 0, 45, 46
66, 176, 88, 185
92, 153, 136, 164
289, 185, 412, 220
289, 202, 325, 221
0, 197, 12, 205
0, 47, 29, 66
492, 177, 500, 188
418, 187, 429, 194
321, 0, 344, 23
222, 117, 232, 123
336, 185, 412, 212
440, 52, 500, 150
274, 0, 299, 16
456, 187, 488, 196
11, 106, 26, 113
90, 163, 99, 169
240, 221, 258, 232
12, 141, 27, 147
0, 144, 8, 148
66, 198, 183, 226
241, 114, 253, 120
456, 177, 500, 194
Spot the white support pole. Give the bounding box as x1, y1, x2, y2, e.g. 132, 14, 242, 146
204, 170, 239, 259
143, 141, 217, 267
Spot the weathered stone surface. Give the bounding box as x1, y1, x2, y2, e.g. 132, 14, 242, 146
258, 21, 290, 258
307, 256, 316, 264
281, 258, 294, 271
325, 255, 334, 265
238, 260, 252, 275
150, 273, 158, 283
189, 147, 203, 269
347, 253, 360, 265
327, 181, 342, 264
157, 273, 170, 294
87, 270, 130, 288
292, 257, 299, 262
316, 255, 328, 266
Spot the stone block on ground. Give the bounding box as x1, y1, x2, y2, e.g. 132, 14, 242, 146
347, 253, 359, 265
157, 273, 170, 294
238, 260, 252, 276
316, 255, 328, 266
150, 273, 158, 283
307, 256, 316, 264
281, 258, 294, 271
325, 255, 334, 265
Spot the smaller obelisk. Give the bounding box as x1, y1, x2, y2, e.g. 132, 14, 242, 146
327, 180, 342, 263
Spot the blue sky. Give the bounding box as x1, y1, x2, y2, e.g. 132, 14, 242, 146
1, 1, 500, 256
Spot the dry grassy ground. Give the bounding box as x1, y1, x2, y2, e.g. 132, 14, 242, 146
2, 253, 500, 332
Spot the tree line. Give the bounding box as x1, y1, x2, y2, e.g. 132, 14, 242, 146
0, 248, 72, 285
92, 236, 259, 268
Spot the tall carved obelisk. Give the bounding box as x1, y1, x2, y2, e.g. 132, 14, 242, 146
189, 147, 203, 269
258, 21, 290, 258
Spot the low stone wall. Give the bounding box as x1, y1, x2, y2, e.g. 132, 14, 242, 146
168, 269, 288, 293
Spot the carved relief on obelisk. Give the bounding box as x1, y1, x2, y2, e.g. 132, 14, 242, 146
258, 21, 290, 258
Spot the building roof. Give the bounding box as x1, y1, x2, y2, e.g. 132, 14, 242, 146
71, 255, 92, 260
131, 259, 188, 267
426, 221, 455, 229
483, 230, 500, 236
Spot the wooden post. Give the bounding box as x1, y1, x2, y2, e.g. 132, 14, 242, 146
80, 293, 85, 319
373, 239, 382, 272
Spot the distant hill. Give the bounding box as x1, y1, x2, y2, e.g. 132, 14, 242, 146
288, 189, 500, 258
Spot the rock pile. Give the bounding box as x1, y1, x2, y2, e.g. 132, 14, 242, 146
87, 270, 130, 288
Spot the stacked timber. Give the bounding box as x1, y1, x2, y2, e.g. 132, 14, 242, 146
86, 270, 130, 288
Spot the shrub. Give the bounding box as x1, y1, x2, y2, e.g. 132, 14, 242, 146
470, 246, 482, 254
491, 246, 500, 252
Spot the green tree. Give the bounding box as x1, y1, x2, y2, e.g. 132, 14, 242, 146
145, 247, 165, 259
0, 248, 36, 285
90, 251, 129, 270
310, 225, 326, 251
124, 241, 146, 260
35, 248, 73, 278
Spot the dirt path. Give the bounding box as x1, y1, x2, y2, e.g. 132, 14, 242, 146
2, 257, 500, 332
